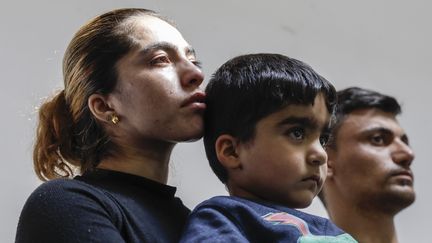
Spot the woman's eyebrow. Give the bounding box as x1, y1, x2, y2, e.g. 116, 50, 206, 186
137, 41, 177, 56
137, 41, 196, 58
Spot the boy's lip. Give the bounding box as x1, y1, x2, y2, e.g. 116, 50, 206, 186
302, 174, 322, 185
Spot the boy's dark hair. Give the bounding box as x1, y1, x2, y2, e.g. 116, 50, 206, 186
203, 53, 337, 183
328, 87, 402, 149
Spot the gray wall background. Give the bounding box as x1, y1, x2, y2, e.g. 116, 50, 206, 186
1, 0, 430, 242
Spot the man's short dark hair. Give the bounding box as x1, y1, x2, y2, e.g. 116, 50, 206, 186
328, 87, 402, 148
203, 53, 337, 183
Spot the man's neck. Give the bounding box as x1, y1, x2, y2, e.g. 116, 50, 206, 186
329, 203, 398, 243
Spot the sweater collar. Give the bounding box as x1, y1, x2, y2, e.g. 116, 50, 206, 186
78, 168, 177, 198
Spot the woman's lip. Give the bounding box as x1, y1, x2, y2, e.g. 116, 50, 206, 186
187, 102, 207, 110
181, 92, 206, 107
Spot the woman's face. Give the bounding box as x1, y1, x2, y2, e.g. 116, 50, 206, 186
109, 15, 205, 146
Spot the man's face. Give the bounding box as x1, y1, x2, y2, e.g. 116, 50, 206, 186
328, 108, 415, 213
109, 15, 205, 145
231, 94, 330, 208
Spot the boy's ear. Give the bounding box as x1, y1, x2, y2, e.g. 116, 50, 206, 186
88, 93, 116, 124
215, 134, 242, 170
326, 147, 336, 178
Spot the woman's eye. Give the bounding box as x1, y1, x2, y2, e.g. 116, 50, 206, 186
150, 56, 170, 65
191, 60, 202, 68
287, 127, 305, 141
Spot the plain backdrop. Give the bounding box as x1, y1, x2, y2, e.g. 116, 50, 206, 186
1, 0, 431, 242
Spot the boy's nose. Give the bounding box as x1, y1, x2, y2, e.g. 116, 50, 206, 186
307, 141, 327, 166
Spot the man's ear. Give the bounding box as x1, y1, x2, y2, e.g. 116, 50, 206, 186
215, 135, 242, 170
88, 93, 116, 124
326, 147, 336, 178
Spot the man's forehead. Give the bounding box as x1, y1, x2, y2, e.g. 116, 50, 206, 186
341, 108, 404, 134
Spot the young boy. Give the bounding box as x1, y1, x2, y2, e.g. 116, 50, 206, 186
180, 54, 357, 242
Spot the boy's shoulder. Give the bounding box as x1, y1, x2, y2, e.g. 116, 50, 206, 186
195, 196, 328, 223
182, 196, 357, 242
193, 196, 348, 235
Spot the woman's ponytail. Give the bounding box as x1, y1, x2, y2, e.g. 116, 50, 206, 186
33, 90, 75, 181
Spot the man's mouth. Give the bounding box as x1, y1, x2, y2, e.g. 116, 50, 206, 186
390, 170, 414, 186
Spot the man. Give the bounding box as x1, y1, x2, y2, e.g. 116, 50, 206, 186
319, 87, 415, 243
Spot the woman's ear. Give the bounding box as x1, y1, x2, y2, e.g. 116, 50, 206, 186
88, 93, 116, 124
215, 134, 242, 170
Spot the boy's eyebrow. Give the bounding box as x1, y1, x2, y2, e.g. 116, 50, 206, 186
138, 41, 196, 57
277, 116, 329, 130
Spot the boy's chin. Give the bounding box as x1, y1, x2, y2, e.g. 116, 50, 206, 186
270, 196, 314, 209
284, 200, 313, 209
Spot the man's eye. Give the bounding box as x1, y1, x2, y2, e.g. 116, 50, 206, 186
287, 127, 305, 141
150, 56, 170, 65
370, 134, 385, 145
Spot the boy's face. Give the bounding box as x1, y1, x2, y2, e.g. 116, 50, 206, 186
231, 94, 330, 208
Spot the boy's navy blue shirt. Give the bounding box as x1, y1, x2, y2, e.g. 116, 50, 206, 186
180, 196, 357, 243
16, 169, 190, 243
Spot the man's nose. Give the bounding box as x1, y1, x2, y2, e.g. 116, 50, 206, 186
392, 139, 415, 168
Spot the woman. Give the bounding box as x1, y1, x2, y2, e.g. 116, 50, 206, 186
16, 8, 205, 243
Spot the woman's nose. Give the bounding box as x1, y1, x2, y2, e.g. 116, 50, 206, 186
179, 60, 204, 89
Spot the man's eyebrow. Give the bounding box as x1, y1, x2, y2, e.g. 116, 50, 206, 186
362, 127, 393, 135
277, 116, 329, 130
138, 41, 196, 57
362, 126, 410, 145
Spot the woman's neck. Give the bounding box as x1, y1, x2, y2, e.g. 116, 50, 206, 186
97, 140, 175, 184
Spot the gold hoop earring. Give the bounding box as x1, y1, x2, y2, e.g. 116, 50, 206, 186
109, 114, 119, 125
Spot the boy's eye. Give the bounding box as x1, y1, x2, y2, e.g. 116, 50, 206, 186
286, 127, 305, 141
319, 133, 330, 147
